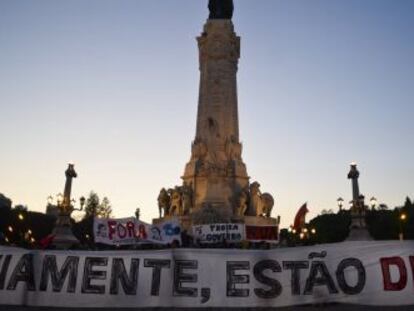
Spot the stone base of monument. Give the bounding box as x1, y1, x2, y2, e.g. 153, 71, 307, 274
346, 214, 373, 241
346, 227, 373, 241
51, 214, 80, 249
51, 226, 80, 249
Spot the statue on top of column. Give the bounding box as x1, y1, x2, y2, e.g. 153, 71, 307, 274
208, 0, 234, 20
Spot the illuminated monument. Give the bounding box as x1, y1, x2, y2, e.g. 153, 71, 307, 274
154, 0, 278, 229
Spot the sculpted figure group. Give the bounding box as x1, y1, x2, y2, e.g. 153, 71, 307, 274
157, 184, 194, 218
236, 181, 274, 218
158, 181, 274, 219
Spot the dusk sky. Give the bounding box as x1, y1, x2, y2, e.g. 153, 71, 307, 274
1, 0, 413, 227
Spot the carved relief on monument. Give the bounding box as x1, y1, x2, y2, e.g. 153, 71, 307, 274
181, 184, 194, 216
197, 160, 234, 177
198, 22, 240, 64
207, 60, 234, 107
236, 188, 248, 216
191, 139, 208, 160
225, 136, 242, 161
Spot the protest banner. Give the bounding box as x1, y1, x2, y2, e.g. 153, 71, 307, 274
192, 223, 245, 244
149, 219, 182, 245
94, 217, 181, 245
246, 225, 279, 243
0, 241, 413, 308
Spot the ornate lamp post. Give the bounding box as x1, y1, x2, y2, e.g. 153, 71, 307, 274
51, 163, 84, 249
370, 197, 377, 210
135, 208, 141, 220
337, 197, 344, 211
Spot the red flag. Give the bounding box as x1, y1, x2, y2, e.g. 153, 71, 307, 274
293, 203, 309, 231
39, 234, 55, 249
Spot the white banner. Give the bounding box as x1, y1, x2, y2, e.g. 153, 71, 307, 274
94, 217, 181, 245
0, 241, 414, 308
192, 223, 245, 244
149, 219, 182, 245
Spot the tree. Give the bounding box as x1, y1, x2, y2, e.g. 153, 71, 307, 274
309, 212, 350, 244
366, 209, 398, 240
83, 191, 100, 219
14, 205, 28, 212
98, 197, 112, 219
404, 196, 412, 208
0, 193, 12, 211
83, 191, 112, 219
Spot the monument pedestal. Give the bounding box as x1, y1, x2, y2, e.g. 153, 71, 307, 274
52, 213, 80, 249
347, 227, 373, 241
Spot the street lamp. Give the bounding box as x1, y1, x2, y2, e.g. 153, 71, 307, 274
135, 208, 141, 220
337, 197, 344, 211
57, 193, 63, 206
399, 213, 407, 241
80, 196, 86, 209
370, 197, 377, 210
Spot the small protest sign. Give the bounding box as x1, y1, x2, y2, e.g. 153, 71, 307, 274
192, 223, 245, 244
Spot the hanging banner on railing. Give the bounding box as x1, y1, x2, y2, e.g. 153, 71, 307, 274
149, 219, 182, 245
246, 225, 279, 243
192, 223, 246, 244
94, 217, 181, 245
0, 242, 414, 308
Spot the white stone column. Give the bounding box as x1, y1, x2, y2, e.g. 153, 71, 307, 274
182, 20, 249, 215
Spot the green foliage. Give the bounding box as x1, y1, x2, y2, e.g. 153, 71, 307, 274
366, 209, 398, 240
99, 197, 112, 218
14, 204, 28, 211
83, 191, 113, 219
309, 211, 350, 244
0, 193, 12, 211
83, 191, 100, 218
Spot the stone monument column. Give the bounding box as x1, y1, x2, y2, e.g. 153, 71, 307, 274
154, 1, 277, 229
182, 16, 249, 216
346, 163, 372, 241
52, 164, 81, 249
